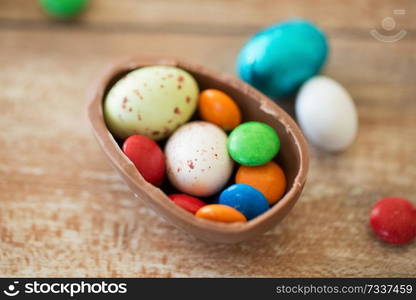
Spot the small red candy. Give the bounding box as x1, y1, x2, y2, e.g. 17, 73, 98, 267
122, 135, 165, 186
168, 194, 206, 214
370, 197, 416, 245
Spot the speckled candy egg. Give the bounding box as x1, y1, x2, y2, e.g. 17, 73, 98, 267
165, 121, 233, 197
104, 66, 199, 140
237, 19, 328, 98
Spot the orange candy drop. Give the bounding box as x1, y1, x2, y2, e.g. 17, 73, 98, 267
195, 204, 247, 223
235, 161, 287, 205
198, 89, 242, 130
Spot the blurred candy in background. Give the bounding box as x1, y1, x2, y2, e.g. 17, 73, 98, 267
236, 19, 358, 153
237, 19, 328, 99
39, 0, 88, 18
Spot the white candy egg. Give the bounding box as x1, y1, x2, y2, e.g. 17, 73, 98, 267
165, 121, 233, 197
295, 76, 358, 152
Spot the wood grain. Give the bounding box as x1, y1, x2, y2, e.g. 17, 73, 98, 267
1, 0, 415, 31
0, 0, 415, 277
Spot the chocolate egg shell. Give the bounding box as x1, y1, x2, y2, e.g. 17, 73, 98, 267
87, 57, 309, 243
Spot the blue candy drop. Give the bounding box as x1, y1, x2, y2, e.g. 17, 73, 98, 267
219, 184, 269, 220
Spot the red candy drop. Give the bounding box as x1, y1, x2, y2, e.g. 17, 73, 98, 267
370, 197, 416, 245
122, 135, 165, 186
168, 194, 206, 214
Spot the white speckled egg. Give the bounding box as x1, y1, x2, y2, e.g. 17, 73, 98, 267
104, 66, 199, 140
295, 76, 358, 152
165, 121, 234, 197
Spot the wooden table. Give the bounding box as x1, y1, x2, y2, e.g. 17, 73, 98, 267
1, 0, 415, 277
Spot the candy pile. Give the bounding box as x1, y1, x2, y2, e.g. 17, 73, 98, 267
104, 66, 287, 223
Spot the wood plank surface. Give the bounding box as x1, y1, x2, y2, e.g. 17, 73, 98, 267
0, 0, 415, 277
1, 0, 415, 31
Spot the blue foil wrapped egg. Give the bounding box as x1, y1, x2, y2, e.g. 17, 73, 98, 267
236, 19, 328, 99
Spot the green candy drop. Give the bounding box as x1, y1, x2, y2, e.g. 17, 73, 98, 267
39, 0, 88, 18
227, 121, 280, 166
